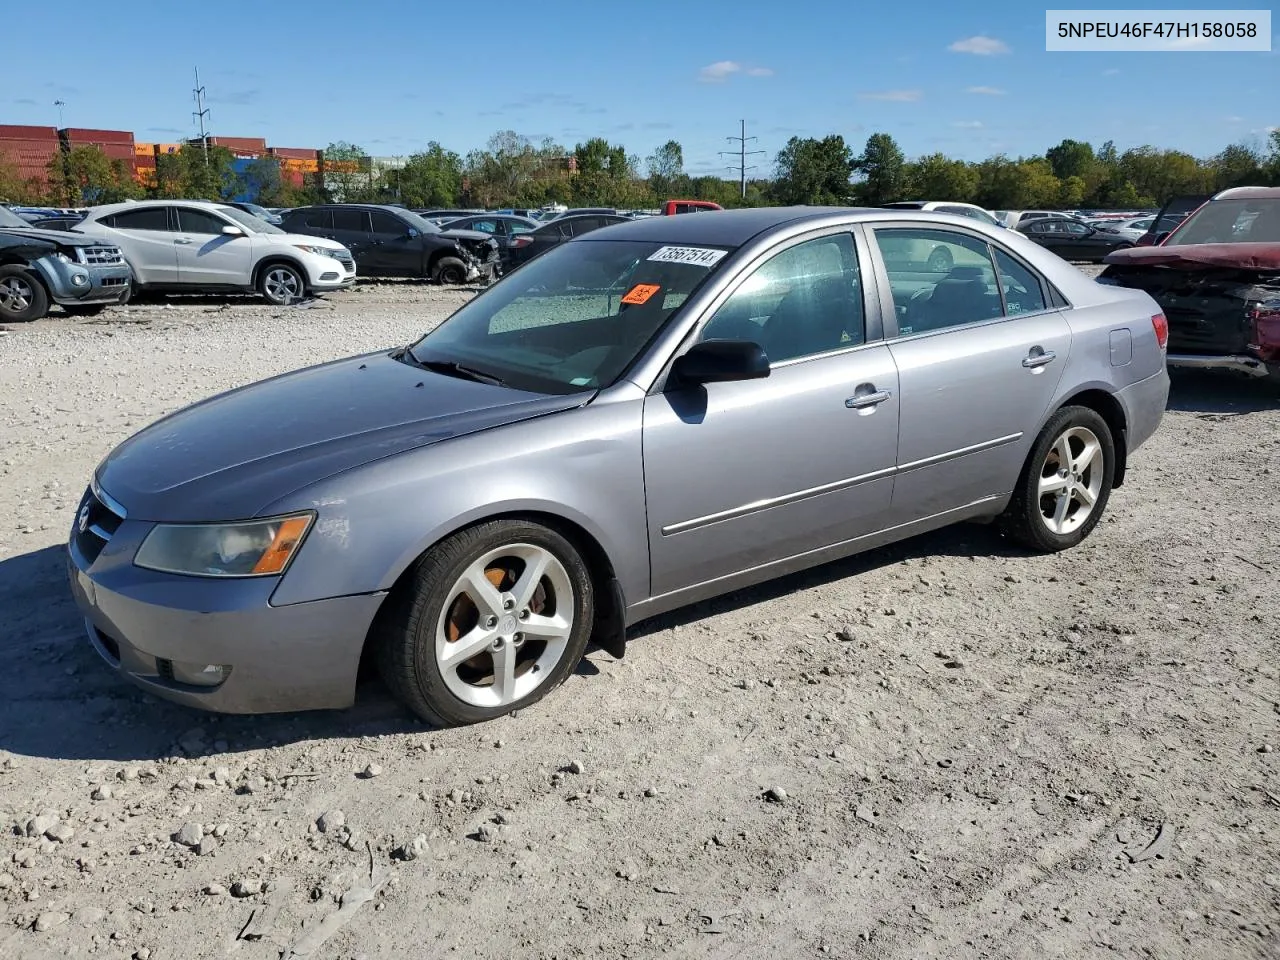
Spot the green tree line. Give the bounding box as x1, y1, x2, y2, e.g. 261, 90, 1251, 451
3, 128, 1278, 211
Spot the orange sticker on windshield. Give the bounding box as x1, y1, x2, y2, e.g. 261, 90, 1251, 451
621, 283, 661, 305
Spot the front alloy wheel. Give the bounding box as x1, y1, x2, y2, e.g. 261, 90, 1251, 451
0, 267, 49, 322
260, 264, 304, 304
376, 519, 594, 726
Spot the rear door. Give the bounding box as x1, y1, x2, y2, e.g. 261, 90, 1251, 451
330, 208, 374, 270
868, 225, 1072, 521
172, 206, 253, 286
101, 206, 180, 284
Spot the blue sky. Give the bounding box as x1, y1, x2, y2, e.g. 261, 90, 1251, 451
2, 1, 1275, 176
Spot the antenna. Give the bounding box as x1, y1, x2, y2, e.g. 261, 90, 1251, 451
719, 119, 766, 199
192, 67, 210, 166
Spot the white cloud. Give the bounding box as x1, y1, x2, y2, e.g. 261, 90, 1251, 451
1102, 68, 1121, 76
951, 120, 983, 128
698, 61, 740, 82
1224, 115, 1244, 122
746, 66, 774, 77
948, 35, 1010, 55
965, 85, 1005, 95
857, 89, 923, 102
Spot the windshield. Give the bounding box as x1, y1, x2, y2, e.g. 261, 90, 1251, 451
398, 209, 441, 233
1166, 198, 1280, 245
408, 239, 734, 394
217, 206, 285, 235
0, 206, 32, 228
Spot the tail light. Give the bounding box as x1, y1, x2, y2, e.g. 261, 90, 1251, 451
1248, 300, 1280, 357
1151, 313, 1168, 349
511, 236, 533, 249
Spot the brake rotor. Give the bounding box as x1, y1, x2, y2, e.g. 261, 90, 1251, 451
444, 560, 548, 644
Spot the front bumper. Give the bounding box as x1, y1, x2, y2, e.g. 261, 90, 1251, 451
301, 253, 358, 292
33, 255, 131, 306
67, 488, 385, 714
1166, 353, 1270, 378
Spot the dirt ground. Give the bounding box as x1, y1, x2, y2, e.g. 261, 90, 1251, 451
0, 277, 1277, 960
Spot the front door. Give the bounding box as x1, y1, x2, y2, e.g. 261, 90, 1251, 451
643, 231, 900, 599
365, 210, 421, 276
869, 226, 1072, 520
172, 206, 253, 286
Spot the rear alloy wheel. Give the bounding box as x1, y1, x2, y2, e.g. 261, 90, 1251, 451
433, 256, 469, 285
1000, 406, 1115, 552
0, 266, 49, 322
259, 263, 305, 304
376, 520, 594, 726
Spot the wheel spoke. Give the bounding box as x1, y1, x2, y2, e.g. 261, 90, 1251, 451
439, 625, 494, 665
1072, 439, 1100, 476
1053, 435, 1074, 472
1074, 482, 1096, 507
520, 612, 572, 642
1039, 472, 1070, 496
511, 551, 550, 609
491, 642, 517, 703
458, 562, 504, 619
1051, 492, 1071, 532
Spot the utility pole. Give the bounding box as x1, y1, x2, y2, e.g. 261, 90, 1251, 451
53, 100, 71, 207
720, 119, 765, 199
192, 67, 210, 166
53, 99, 66, 129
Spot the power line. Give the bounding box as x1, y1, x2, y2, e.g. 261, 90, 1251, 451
192, 67, 210, 166
719, 119, 766, 199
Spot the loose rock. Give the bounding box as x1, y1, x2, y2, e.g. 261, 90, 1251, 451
46, 822, 75, 843
317, 810, 346, 833
34, 911, 71, 932
173, 823, 203, 848
764, 786, 787, 803
360, 763, 383, 779
91, 785, 113, 801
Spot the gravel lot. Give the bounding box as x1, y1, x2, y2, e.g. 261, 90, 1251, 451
1, 276, 1278, 960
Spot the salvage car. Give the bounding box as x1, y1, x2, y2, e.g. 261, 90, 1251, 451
76, 201, 356, 304
1099, 186, 1280, 385
503, 213, 629, 271
282, 204, 500, 284
1018, 217, 1135, 262
0, 204, 131, 321
69, 207, 1169, 726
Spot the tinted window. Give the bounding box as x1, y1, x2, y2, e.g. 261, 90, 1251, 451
700, 233, 864, 363
873, 228, 1002, 334
991, 248, 1047, 315
176, 207, 231, 235
108, 207, 170, 231
369, 211, 406, 236
1064, 222, 1090, 235
332, 209, 368, 233
569, 218, 603, 236
296, 209, 330, 230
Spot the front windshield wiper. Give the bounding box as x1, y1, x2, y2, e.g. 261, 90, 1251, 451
416, 357, 507, 386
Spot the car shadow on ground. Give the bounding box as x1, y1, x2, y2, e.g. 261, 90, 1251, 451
1167, 368, 1277, 415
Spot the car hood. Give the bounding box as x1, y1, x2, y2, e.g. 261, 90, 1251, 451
96, 352, 590, 522
5, 225, 112, 246
1104, 242, 1280, 271
439, 228, 495, 243
260, 232, 347, 252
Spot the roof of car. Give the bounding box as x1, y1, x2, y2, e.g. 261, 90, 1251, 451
1212, 186, 1280, 200
87, 198, 230, 217
569, 205, 883, 246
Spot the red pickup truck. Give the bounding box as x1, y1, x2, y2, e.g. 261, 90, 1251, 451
662, 200, 723, 215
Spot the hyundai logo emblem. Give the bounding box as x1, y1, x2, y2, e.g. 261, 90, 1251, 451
78, 503, 91, 534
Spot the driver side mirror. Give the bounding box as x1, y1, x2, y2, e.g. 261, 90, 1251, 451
221, 225, 244, 236
406, 228, 419, 239
672, 340, 770, 385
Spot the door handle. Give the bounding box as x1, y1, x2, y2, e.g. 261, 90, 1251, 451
845, 389, 892, 409
1022, 349, 1056, 369
173, 238, 193, 245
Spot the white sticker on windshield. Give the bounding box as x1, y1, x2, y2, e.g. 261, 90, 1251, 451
646, 245, 728, 267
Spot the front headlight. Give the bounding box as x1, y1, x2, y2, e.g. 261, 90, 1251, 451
52, 251, 75, 264
292, 244, 339, 259
134, 513, 315, 578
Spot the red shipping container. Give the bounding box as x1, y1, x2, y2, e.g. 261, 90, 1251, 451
211, 136, 267, 154
0, 124, 59, 141
269, 146, 319, 160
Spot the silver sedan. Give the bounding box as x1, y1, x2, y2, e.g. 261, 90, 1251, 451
68, 207, 1170, 726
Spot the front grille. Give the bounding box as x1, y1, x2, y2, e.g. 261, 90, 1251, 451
333, 252, 355, 268
157, 659, 174, 682
74, 484, 125, 565
80, 245, 125, 265
99, 276, 128, 287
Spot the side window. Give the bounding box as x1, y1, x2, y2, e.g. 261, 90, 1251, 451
700, 233, 864, 364
332, 209, 368, 233
467, 219, 498, 234
873, 228, 1002, 335
369, 211, 406, 236
991, 248, 1047, 316
302, 209, 331, 230
108, 207, 171, 231
176, 207, 231, 235
1064, 222, 1090, 235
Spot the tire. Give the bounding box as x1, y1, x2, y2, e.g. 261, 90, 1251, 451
0, 266, 49, 322
999, 405, 1115, 552
257, 262, 306, 305
926, 246, 953, 273
433, 256, 468, 285
376, 519, 595, 727
62, 304, 107, 317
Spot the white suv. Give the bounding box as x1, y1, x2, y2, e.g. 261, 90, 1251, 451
75, 200, 356, 304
